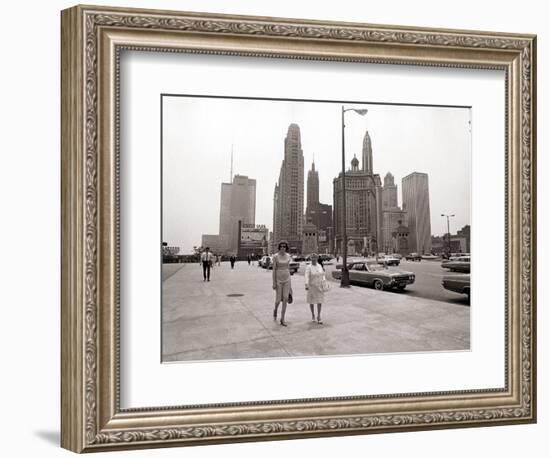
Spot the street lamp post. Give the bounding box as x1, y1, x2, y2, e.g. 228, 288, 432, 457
340, 106, 368, 288
441, 213, 455, 256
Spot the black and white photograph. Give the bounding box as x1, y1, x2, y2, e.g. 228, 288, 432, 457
161, 95, 472, 363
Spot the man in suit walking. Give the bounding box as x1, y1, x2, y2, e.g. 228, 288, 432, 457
200, 247, 214, 281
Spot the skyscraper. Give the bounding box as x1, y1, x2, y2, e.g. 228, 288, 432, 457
402, 172, 432, 254
272, 183, 280, 253
333, 128, 384, 256
333, 152, 383, 256
272, 123, 304, 252
382, 172, 398, 209
362, 130, 373, 173
306, 161, 332, 231
382, 172, 408, 253
219, 174, 256, 253
306, 160, 319, 211
305, 160, 332, 253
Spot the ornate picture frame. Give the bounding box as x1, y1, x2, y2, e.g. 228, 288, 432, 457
61, 4, 536, 453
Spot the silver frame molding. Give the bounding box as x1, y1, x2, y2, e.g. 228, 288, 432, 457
61, 4, 536, 453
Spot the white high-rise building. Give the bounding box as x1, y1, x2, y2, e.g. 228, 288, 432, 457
402, 172, 432, 254
219, 174, 256, 253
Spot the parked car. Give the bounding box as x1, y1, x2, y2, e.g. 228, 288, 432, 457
335, 256, 368, 270
305, 254, 333, 262
292, 255, 306, 262
332, 261, 415, 291
288, 259, 300, 275
265, 256, 299, 274
441, 256, 470, 273
421, 254, 440, 260
381, 254, 400, 266
259, 255, 271, 269
442, 273, 470, 300
405, 252, 422, 261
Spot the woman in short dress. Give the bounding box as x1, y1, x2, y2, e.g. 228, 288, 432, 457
272, 240, 292, 326
305, 253, 326, 324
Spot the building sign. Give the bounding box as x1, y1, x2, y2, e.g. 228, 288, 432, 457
238, 223, 269, 257
240, 224, 268, 242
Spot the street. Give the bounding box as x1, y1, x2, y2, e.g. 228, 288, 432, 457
162, 261, 470, 363
295, 258, 470, 305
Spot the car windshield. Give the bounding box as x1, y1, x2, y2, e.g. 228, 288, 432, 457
367, 263, 386, 271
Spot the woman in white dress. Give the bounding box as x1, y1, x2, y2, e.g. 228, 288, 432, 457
272, 240, 292, 326
305, 253, 326, 324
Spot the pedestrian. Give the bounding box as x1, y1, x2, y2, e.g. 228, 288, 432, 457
305, 253, 328, 324
230, 255, 236, 269
200, 247, 214, 282
272, 240, 292, 326
247, 254, 251, 266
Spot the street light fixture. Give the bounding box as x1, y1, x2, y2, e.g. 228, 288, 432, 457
340, 106, 368, 288
441, 213, 455, 256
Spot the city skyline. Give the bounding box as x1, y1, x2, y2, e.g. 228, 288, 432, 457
162, 96, 471, 253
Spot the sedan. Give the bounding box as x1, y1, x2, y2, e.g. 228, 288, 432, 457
405, 253, 422, 261
442, 274, 470, 300
381, 255, 400, 266
332, 261, 415, 291
259, 256, 271, 269
267, 256, 299, 275
288, 260, 300, 275
441, 256, 470, 273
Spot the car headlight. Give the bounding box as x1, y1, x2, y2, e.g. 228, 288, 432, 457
410, 275, 415, 280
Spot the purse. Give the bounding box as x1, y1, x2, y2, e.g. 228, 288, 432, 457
320, 277, 331, 293
287, 289, 293, 304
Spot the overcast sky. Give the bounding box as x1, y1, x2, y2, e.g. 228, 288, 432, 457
162, 96, 471, 253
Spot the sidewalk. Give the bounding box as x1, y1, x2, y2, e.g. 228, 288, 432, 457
162, 262, 470, 362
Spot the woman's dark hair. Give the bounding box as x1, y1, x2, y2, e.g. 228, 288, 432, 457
278, 240, 289, 251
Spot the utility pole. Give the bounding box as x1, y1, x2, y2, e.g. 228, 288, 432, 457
441, 213, 455, 255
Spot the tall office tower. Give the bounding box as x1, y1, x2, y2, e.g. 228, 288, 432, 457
333, 154, 383, 256
402, 172, 432, 254
272, 182, 280, 252
272, 123, 304, 252
362, 130, 373, 174
306, 160, 319, 212
382, 172, 399, 209
219, 174, 256, 253
381, 172, 407, 253
305, 160, 333, 253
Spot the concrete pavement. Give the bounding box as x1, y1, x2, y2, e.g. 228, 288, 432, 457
162, 262, 470, 362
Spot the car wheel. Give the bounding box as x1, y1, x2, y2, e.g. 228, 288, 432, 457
373, 280, 384, 290
397, 284, 406, 291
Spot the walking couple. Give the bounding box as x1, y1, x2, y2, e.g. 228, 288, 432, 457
272, 240, 329, 326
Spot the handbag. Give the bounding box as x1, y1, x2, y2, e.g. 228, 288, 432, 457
320, 276, 331, 293
287, 289, 293, 304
